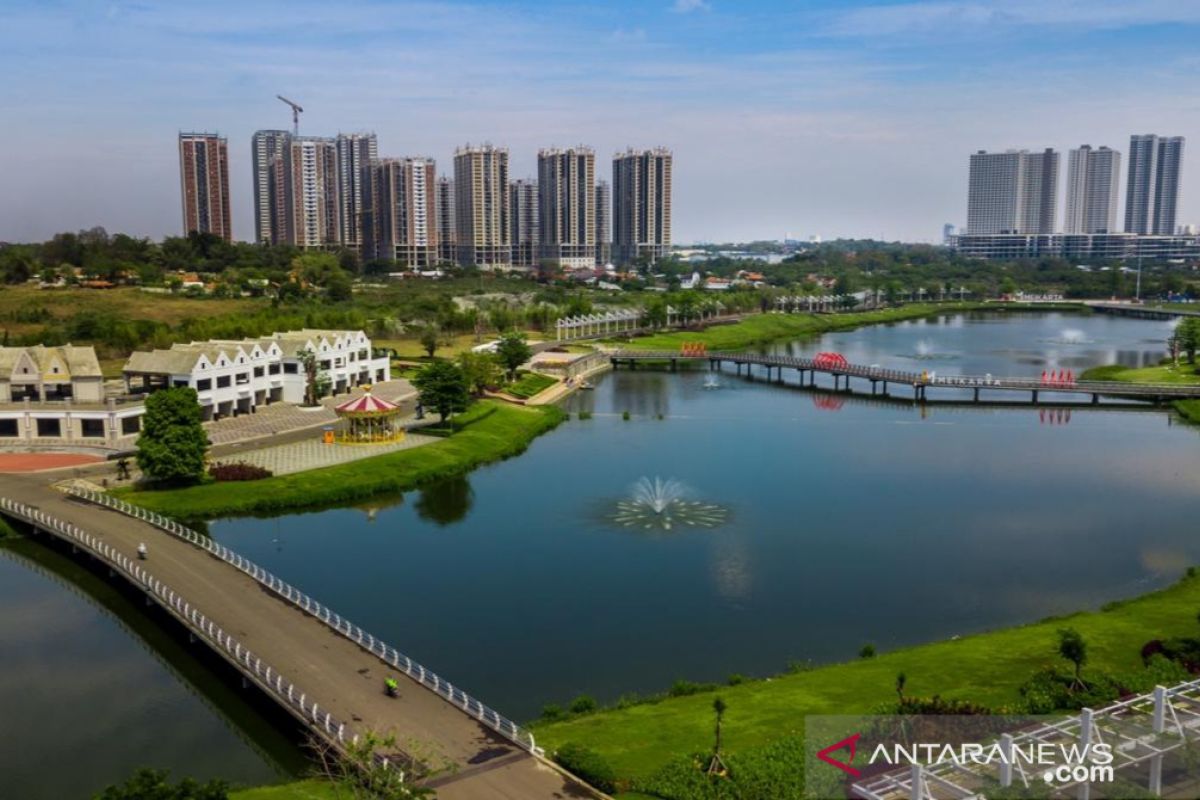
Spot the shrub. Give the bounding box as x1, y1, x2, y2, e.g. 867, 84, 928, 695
726, 673, 746, 686
859, 644, 876, 659
567, 694, 597, 715
1143, 637, 1200, 671
208, 461, 273, 482
540, 703, 566, 722
553, 742, 617, 794
668, 679, 717, 698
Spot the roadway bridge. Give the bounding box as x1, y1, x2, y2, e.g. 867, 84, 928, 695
609, 350, 1200, 405
1085, 301, 1200, 320
0, 475, 600, 800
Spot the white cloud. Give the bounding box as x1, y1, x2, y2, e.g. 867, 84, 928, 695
672, 0, 710, 13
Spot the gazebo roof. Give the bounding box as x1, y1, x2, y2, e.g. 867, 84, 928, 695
335, 388, 400, 417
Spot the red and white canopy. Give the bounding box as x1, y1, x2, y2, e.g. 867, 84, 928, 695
334, 389, 400, 416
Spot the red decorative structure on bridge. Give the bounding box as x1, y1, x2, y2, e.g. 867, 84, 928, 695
813, 352, 849, 370
680, 342, 708, 357
1040, 369, 1076, 388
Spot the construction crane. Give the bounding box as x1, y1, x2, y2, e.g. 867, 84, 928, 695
276, 95, 303, 136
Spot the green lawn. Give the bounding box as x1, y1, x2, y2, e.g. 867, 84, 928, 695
534, 570, 1200, 783
1079, 362, 1200, 423
504, 371, 559, 399
115, 401, 564, 519
617, 304, 1002, 351
231, 780, 339, 800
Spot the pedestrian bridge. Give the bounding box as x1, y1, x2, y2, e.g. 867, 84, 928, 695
609, 350, 1200, 404
0, 479, 599, 800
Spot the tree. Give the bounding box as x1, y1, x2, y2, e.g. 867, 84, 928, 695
297, 347, 328, 406
94, 768, 228, 800
310, 729, 441, 799
495, 332, 533, 381
457, 350, 500, 395
706, 696, 729, 777
1058, 627, 1088, 690
1175, 318, 1200, 364
419, 325, 441, 359
412, 361, 470, 424
895, 672, 907, 702
136, 387, 207, 485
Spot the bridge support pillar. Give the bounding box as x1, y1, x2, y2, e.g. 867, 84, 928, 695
1092, 394, 1099, 405
870, 380, 877, 395
670, 359, 676, 372
1031, 390, 1039, 404
973, 387, 979, 403
882, 381, 888, 396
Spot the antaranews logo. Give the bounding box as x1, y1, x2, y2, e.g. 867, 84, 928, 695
815, 732, 862, 777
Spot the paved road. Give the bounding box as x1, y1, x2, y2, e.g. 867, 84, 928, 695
0, 474, 598, 800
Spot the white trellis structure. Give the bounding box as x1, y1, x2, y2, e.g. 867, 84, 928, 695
851, 680, 1200, 800
555, 309, 644, 340
773, 295, 843, 313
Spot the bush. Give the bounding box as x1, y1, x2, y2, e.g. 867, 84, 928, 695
668, 679, 717, 698
540, 703, 566, 722
568, 694, 598, 715
859, 644, 876, 659
726, 673, 746, 686
553, 742, 617, 794
1143, 637, 1200, 671
208, 461, 273, 482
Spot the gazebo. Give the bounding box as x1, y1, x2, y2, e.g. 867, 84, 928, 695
333, 386, 404, 444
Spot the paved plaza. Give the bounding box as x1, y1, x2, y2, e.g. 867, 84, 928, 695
212, 429, 437, 476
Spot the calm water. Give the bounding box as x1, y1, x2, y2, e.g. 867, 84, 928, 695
0, 540, 305, 799
5, 311, 1200, 794
209, 312, 1200, 720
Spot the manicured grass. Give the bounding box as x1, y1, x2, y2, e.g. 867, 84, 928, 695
504, 372, 558, 399
534, 570, 1200, 782
617, 304, 994, 351
115, 401, 564, 519
1079, 362, 1200, 422
230, 780, 338, 800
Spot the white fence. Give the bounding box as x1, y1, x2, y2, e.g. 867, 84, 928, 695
27, 489, 541, 757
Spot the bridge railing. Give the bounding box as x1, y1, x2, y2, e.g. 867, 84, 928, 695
0, 496, 383, 766
63, 487, 542, 756
611, 350, 1200, 396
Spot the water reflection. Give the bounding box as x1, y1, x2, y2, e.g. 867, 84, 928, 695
414, 476, 474, 527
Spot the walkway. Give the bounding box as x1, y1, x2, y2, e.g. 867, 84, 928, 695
610, 350, 1200, 404
0, 477, 599, 800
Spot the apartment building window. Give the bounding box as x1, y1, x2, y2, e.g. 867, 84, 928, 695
253, 366, 264, 378
236, 372, 250, 385
269, 363, 281, 375
319, 360, 331, 370
36, 419, 61, 437
217, 376, 231, 388
81, 419, 105, 438
0, 420, 17, 437
196, 379, 212, 391
283, 363, 299, 374
121, 416, 140, 435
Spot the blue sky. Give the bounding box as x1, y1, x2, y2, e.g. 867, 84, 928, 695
2, 0, 1200, 243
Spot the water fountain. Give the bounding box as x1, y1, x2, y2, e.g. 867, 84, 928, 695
610, 477, 728, 531
703, 373, 722, 390
1042, 328, 1093, 345
903, 340, 958, 361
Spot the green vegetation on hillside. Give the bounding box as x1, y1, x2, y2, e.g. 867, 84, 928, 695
504, 372, 558, 399
116, 402, 563, 518
534, 569, 1200, 787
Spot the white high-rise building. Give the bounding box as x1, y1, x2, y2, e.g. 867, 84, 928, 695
251, 130, 291, 244
1125, 134, 1185, 235
275, 136, 339, 248
435, 176, 455, 265
965, 149, 1058, 235
1065, 145, 1121, 234
613, 147, 672, 266
509, 179, 539, 270
453, 144, 510, 269
365, 157, 438, 269
595, 180, 611, 266
537, 146, 596, 269
335, 132, 378, 253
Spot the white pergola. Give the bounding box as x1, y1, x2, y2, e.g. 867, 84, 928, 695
851, 679, 1200, 800
555, 309, 644, 340
774, 295, 843, 313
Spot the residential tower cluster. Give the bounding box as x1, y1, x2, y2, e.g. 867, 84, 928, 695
952, 134, 1194, 259
178, 130, 672, 270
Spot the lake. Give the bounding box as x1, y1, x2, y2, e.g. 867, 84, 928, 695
4, 310, 1199, 796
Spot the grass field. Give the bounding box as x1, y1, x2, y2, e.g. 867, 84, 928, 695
534, 569, 1200, 784
1080, 362, 1200, 423
503, 371, 558, 399
0, 285, 257, 337
116, 401, 564, 518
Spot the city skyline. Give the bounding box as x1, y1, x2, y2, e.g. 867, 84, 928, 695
4, 1, 1200, 244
